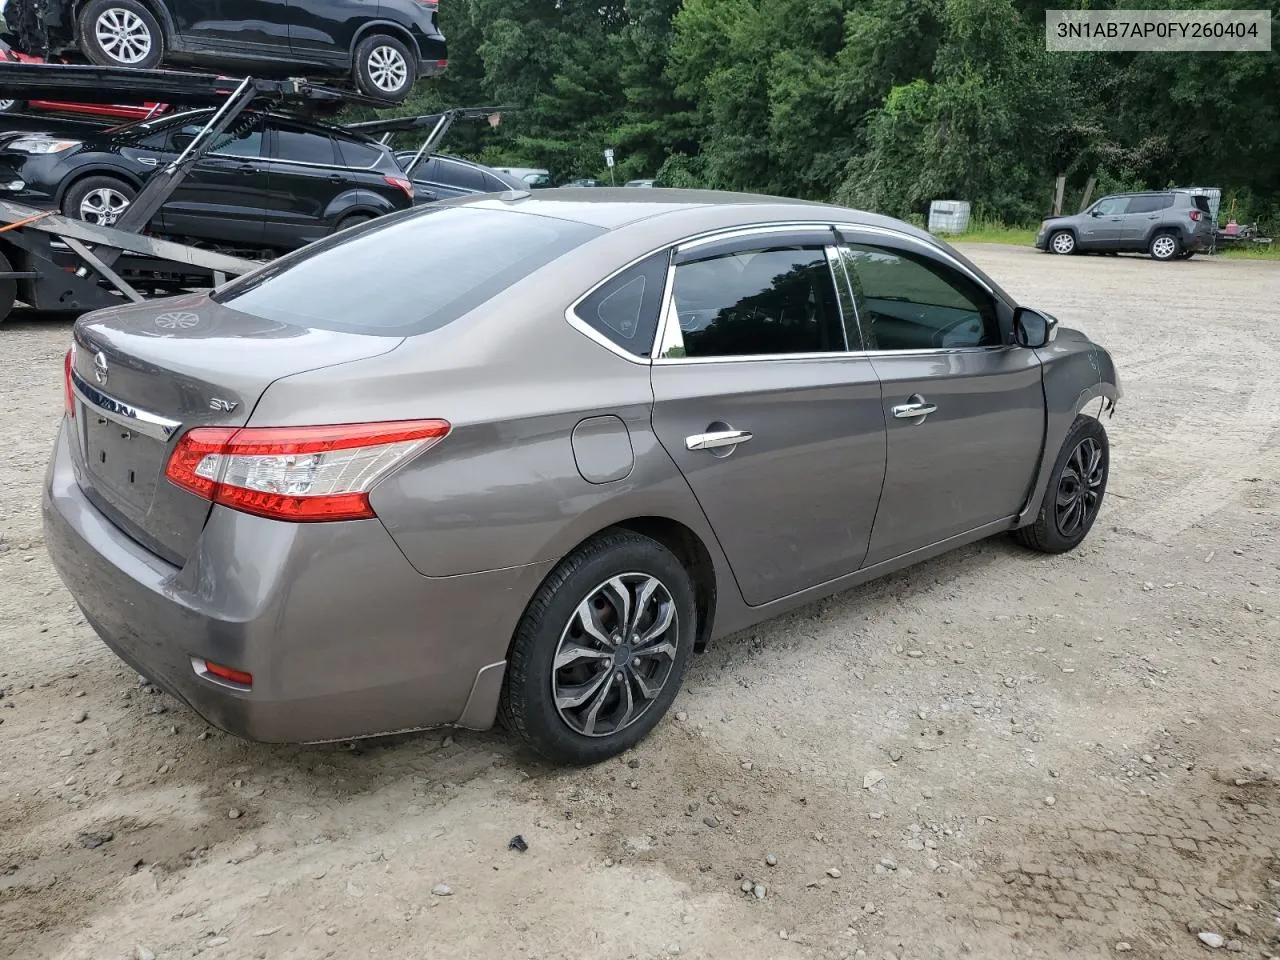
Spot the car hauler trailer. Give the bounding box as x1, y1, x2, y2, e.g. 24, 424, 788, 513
0, 61, 392, 324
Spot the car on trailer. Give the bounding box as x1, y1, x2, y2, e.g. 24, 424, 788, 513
4, 0, 446, 102
0, 35, 168, 120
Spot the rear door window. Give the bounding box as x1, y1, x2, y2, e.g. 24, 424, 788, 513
1125, 195, 1166, 214
437, 160, 488, 192
214, 207, 604, 336
271, 126, 339, 166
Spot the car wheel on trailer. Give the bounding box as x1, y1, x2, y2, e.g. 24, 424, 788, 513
62, 176, 137, 228
0, 99, 24, 114
499, 530, 697, 765
0, 248, 17, 324
1048, 230, 1076, 255
1148, 231, 1181, 261
353, 34, 417, 102
335, 212, 375, 233
1013, 415, 1109, 554
78, 0, 165, 70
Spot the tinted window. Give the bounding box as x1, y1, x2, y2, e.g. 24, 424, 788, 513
437, 160, 488, 192
160, 118, 264, 157
1092, 197, 1128, 215
1192, 195, 1212, 213
668, 246, 845, 358
336, 137, 383, 168
1125, 195, 1167, 214
272, 128, 338, 165
839, 243, 999, 350
574, 251, 669, 356
214, 207, 604, 336
212, 122, 264, 158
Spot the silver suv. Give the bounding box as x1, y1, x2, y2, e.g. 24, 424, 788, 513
1036, 191, 1215, 261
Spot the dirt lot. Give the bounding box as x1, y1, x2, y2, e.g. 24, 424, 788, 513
1, 245, 1278, 960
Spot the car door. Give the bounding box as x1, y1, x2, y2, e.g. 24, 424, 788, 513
287, 0, 367, 61
649, 227, 888, 607
154, 115, 268, 247
1078, 196, 1129, 250
834, 230, 1045, 566
167, 0, 292, 51
1121, 193, 1171, 249
259, 121, 345, 248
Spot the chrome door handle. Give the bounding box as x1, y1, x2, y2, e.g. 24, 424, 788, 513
686, 430, 752, 451
892, 401, 937, 419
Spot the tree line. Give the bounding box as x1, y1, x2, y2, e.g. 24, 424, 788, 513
380, 0, 1280, 228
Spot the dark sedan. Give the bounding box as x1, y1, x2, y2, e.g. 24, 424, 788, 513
394, 151, 524, 203
0, 108, 414, 252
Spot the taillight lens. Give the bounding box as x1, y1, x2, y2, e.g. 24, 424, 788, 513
63, 346, 75, 419
415, 0, 439, 8
384, 175, 414, 201
1189, 209, 1201, 221
164, 420, 450, 522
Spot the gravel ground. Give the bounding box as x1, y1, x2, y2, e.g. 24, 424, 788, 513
1, 245, 1278, 960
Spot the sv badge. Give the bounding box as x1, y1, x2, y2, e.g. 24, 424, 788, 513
208, 398, 238, 413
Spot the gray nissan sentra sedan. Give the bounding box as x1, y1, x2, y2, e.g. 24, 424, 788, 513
44, 189, 1121, 765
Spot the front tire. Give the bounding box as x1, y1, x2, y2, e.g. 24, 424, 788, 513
1149, 231, 1181, 261
1014, 415, 1109, 554
61, 176, 137, 227
0, 248, 17, 324
77, 0, 165, 69
1048, 230, 1076, 255
353, 34, 417, 102
500, 530, 697, 765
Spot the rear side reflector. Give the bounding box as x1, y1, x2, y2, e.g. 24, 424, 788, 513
165, 420, 450, 522
203, 660, 253, 687
63, 346, 75, 419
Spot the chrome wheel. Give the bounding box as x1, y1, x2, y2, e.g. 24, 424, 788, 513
79, 186, 131, 226
367, 45, 409, 93
95, 8, 153, 64
1050, 231, 1075, 255
0, 100, 16, 112
552, 573, 678, 738
1151, 234, 1178, 260
1055, 437, 1105, 538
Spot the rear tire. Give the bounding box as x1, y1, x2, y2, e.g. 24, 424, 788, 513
1048, 230, 1076, 255
61, 176, 136, 227
77, 0, 165, 69
335, 212, 375, 233
499, 530, 697, 765
1013, 415, 1109, 554
0, 248, 17, 324
1149, 231, 1181, 261
0, 99, 25, 114
353, 34, 417, 102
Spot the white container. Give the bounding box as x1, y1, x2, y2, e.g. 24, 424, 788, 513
928, 200, 971, 234
1179, 186, 1221, 220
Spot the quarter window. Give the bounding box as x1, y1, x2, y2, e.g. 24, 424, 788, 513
336, 138, 383, 169
839, 244, 1000, 351
666, 246, 845, 359
574, 251, 669, 357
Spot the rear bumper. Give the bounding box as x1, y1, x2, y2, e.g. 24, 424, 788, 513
42, 421, 551, 742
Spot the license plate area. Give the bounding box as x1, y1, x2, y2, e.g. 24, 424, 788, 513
81, 406, 166, 513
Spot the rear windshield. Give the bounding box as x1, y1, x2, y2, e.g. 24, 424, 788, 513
1192, 196, 1212, 213
213, 206, 603, 335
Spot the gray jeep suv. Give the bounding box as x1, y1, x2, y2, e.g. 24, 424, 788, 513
1036, 191, 1215, 261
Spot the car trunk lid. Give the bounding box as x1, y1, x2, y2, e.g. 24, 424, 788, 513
69, 294, 403, 565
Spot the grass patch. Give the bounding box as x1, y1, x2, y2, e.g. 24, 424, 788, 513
932, 221, 1039, 246
1215, 242, 1280, 261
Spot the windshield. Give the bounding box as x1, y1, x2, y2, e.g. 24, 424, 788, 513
214, 205, 604, 336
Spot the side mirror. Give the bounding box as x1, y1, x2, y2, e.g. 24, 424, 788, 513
1089, 209, 1102, 217
1013, 307, 1058, 349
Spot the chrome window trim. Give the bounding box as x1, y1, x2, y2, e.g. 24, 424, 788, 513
563, 247, 673, 366
70, 369, 182, 442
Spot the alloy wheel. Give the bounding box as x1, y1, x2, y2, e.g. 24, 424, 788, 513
0, 100, 15, 112
367, 46, 409, 94
95, 8, 152, 64
1050, 232, 1075, 254
551, 573, 679, 738
1054, 437, 1105, 538
79, 187, 131, 226
1151, 235, 1177, 260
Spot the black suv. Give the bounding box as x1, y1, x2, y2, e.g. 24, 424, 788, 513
5, 0, 446, 102
0, 108, 415, 252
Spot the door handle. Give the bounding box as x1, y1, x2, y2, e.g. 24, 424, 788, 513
328, 173, 345, 183
235, 164, 255, 175
892, 400, 937, 419
685, 429, 752, 451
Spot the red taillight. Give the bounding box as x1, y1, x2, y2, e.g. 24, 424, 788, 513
203, 660, 253, 687
63, 347, 75, 419
415, 0, 439, 8
1189, 209, 1201, 221
436, 59, 449, 69
164, 420, 451, 522
384, 175, 414, 201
